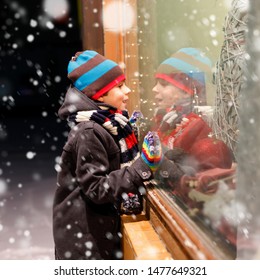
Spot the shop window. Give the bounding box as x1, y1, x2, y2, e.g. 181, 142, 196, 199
136, 0, 248, 259
81, 0, 253, 259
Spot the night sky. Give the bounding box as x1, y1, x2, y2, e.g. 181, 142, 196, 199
0, 0, 82, 259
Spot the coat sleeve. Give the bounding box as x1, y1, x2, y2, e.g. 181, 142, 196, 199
73, 123, 153, 205
154, 155, 196, 191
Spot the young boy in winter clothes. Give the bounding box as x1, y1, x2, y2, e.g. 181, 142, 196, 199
52, 50, 162, 260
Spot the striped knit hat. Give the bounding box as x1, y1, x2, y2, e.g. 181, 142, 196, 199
156, 48, 212, 97
67, 50, 125, 100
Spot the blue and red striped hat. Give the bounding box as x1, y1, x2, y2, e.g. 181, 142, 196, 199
67, 50, 125, 100
155, 48, 212, 96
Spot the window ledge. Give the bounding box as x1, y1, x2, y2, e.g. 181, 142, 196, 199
121, 213, 172, 260
146, 185, 236, 260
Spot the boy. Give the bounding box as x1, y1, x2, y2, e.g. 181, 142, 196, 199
52, 50, 161, 260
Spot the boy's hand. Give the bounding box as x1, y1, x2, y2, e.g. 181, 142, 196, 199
121, 193, 142, 215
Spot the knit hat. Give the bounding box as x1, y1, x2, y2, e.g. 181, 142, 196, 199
67, 50, 125, 100
155, 48, 212, 98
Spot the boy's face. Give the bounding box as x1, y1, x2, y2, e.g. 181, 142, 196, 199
99, 82, 131, 110
153, 79, 191, 109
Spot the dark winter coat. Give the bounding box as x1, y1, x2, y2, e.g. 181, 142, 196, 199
53, 86, 153, 260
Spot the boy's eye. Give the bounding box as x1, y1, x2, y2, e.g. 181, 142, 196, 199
158, 79, 169, 87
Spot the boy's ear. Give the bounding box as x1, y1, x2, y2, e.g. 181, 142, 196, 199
97, 96, 104, 102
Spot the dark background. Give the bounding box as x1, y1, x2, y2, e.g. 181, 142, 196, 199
0, 0, 82, 259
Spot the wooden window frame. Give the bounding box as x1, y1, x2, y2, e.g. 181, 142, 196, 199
145, 184, 236, 259
81, 0, 104, 55
81, 0, 141, 114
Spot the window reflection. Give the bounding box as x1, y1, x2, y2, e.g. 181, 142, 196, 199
150, 47, 236, 249
137, 0, 246, 254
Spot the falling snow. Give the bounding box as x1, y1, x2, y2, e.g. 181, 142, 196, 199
0, 0, 256, 261
0, 179, 8, 195
0, 14, 66, 251
26, 151, 36, 160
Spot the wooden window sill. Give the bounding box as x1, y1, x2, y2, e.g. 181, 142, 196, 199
121, 213, 172, 260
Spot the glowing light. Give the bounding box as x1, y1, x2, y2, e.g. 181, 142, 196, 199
42, 0, 69, 21
103, 0, 135, 33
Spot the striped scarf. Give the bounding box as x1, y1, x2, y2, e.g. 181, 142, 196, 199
152, 101, 193, 137
75, 109, 140, 168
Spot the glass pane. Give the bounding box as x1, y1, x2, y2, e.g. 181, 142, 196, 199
137, 0, 246, 256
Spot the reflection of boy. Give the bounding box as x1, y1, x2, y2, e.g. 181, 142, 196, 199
151, 48, 233, 188
150, 48, 236, 246
152, 48, 210, 146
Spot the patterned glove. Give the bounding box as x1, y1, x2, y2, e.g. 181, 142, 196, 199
141, 131, 163, 171
121, 193, 143, 215
129, 110, 144, 141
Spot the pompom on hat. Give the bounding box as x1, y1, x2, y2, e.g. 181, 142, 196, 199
67, 50, 125, 100
155, 48, 212, 101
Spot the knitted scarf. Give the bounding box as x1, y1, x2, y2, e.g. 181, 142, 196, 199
153, 102, 192, 135
75, 108, 140, 168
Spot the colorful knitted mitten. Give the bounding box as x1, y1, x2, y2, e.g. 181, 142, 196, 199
141, 131, 163, 171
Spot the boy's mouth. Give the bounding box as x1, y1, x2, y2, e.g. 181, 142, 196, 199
155, 98, 163, 104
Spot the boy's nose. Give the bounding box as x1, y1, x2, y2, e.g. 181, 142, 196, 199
152, 84, 158, 92
124, 85, 131, 94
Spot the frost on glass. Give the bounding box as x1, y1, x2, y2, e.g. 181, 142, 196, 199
236, 0, 260, 260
